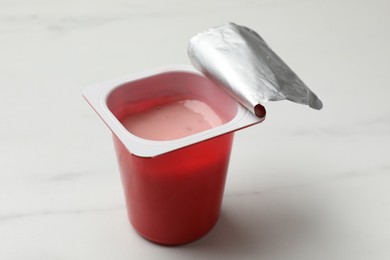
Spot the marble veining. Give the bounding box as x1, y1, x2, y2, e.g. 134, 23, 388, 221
0, 206, 125, 223
292, 114, 390, 136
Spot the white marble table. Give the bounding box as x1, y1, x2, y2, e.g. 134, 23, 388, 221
1, 0, 389, 259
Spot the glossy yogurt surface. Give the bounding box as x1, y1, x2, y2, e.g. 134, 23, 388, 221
121, 99, 223, 141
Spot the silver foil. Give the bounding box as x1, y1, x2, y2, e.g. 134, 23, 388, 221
188, 23, 323, 115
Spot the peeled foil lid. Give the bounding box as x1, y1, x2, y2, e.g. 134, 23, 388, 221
188, 23, 323, 116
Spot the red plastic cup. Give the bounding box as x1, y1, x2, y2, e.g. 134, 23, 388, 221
83, 66, 264, 245
112, 133, 233, 245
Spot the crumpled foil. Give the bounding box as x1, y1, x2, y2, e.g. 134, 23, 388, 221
188, 23, 323, 116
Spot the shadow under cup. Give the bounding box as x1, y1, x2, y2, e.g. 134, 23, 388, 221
107, 72, 237, 245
